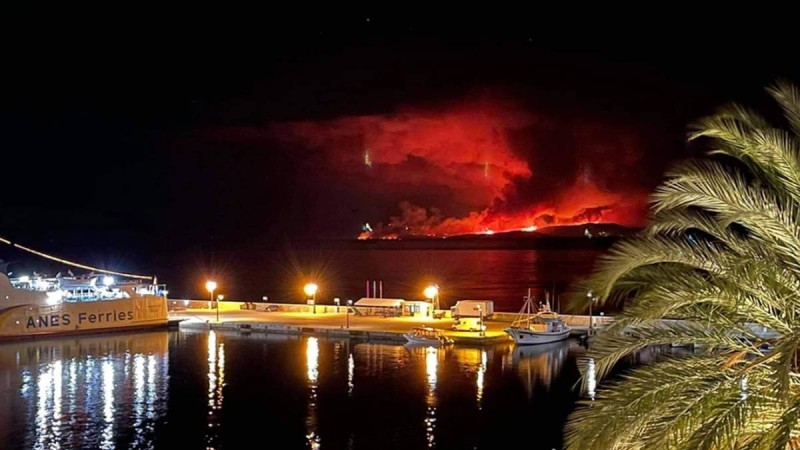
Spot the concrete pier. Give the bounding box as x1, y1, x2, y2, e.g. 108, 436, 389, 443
169, 301, 612, 346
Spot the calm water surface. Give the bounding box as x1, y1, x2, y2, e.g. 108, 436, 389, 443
168, 247, 606, 312
0, 330, 611, 449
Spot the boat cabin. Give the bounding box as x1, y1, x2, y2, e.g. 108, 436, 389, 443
409, 327, 444, 339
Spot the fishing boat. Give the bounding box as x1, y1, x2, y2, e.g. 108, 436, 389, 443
403, 326, 454, 346
504, 289, 571, 345
0, 236, 168, 338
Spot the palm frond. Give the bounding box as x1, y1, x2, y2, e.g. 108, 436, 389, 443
566, 81, 800, 449
768, 80, 800, 138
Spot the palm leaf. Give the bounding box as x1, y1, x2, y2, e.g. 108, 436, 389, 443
566, 81, 800, 449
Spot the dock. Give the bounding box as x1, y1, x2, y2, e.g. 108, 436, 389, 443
169, 301, 612, 346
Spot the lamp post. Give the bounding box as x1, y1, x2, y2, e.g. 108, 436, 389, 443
346, 299, 352, 329
216, 294, 224, 323
206, 281, 217, 322
424, 285, 439, 318
334, 297, 340, 313
304, 283, 318, 314
477, 304, 484, 336
587, 290, 594, 336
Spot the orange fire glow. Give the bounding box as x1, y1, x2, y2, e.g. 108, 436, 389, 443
268, 90, 652, 240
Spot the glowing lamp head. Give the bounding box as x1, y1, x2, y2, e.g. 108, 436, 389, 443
424, 285, 439, 300
217, 294, 224, 301
102, 276, 115, 286
206, 281, 217, 293
304, 283, 318, 297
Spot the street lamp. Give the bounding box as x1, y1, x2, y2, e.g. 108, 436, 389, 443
477, 304, 485, 336
346, 299, 353, 329
424, 284, 439, 318
206, 281, 217, 322
334, 297, 340, 313
216, 294, 224, 323
304, 283, 318, 314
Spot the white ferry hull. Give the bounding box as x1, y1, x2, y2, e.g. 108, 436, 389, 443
0, 296, 168, 338
505, 327, 571, 345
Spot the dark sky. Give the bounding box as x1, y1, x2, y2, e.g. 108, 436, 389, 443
1, 14, 798, 295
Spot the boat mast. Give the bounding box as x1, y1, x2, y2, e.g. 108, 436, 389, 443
526, 287, 532, 328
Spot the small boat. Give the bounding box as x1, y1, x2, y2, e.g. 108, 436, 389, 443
505, 289, 571, 345
403, 326, 454, 346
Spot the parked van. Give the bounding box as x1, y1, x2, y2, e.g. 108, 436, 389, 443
450, 300, 494, 319
451, 317, 485, 332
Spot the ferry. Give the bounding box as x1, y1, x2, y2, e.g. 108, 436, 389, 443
0, 272, 168, 339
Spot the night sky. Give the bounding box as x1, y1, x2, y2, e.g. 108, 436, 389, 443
1, 15, 798, 296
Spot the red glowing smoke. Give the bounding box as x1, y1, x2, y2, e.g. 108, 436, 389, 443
267, 92, 651, 239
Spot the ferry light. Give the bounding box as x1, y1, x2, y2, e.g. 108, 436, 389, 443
103, 276, 115, 286
45, 290, 63, 305
19, 276, 30, 283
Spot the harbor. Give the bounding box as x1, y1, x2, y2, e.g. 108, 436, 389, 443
169, 300, 612, 346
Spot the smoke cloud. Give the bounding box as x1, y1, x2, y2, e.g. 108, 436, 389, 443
266, 92, 652, 238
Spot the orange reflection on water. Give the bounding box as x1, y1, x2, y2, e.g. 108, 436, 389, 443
306, 337, 321, 449
206, 330, 225, 449
425, 346, 439, 448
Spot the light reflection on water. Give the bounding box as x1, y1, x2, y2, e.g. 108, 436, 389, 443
586, 358, 596, 401
347, 351, 354, 396
476, 349, 487, 408
511, 341, 571, 399
424, 346, 439, 449
101, 360, 115, 449
0, 331, 611, 449
306, 336, 321, 450
1, 332, 169, 450
205, 330, 225, 449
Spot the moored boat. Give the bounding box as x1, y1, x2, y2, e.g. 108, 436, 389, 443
0, 272, 168, 338
403, 326, 454, 346
505, 289, 571, 345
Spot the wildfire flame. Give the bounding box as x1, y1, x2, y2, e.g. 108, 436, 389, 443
358, 177, 649, 239
266, 90, 653, 240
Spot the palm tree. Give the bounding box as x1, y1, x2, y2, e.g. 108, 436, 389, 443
565, 81, 800, 450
